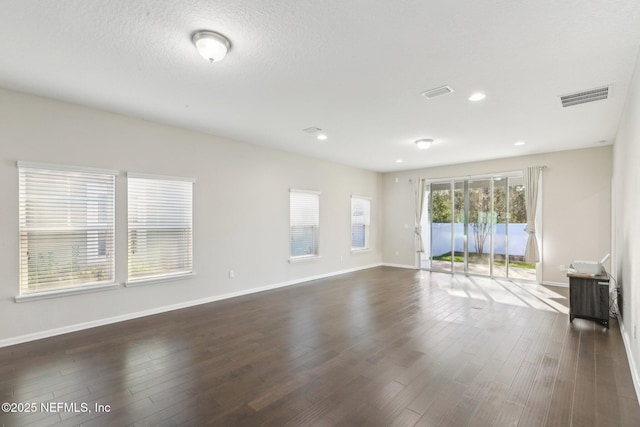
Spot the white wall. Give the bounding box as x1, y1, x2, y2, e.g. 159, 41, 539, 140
0, 85, 621, 350
381, 146, 612, 285
612, 45, 640, 397
0, 88, 382, 345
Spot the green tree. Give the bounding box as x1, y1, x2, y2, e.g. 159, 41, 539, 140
468, 186, 491, 257
490, 182, 527, 224
431, 190, 451, 223
509, 185, 527, 222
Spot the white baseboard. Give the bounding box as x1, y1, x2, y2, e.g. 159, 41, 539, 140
541, 280, 569, 288
619, 321, 640, 404
0, 263, 382, 349
382, 263, 418, 269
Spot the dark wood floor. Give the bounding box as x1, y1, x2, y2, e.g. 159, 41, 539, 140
1, 267, 638, 426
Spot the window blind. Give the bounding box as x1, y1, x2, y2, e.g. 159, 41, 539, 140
128, 175, 193, 283
18, 164, 116, 295
290, 189, 320, 258
351, 196, 371, 250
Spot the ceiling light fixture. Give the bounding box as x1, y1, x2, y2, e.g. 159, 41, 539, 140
415, 139, 433, 150
316, 134, 328, 141
468, 92, 486, 101
192, 30, 231, 62
514, 141, 526, 146
395, 159, 404, 163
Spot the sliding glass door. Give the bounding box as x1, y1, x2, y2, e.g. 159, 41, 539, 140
506, 177, 536, 279
421, 174, 537, 280
468, 179, 492, 276
453, 181, 466, 273
493, 178, 508, 278
430, 182, 452, 272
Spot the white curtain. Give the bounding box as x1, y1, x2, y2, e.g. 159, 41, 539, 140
414, 178, 426, 253
524, 167, 542, 263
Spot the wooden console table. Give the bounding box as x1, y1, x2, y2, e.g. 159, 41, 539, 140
567, 272, 610, 328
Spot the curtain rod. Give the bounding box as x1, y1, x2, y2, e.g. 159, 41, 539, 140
408, 166, 547, 183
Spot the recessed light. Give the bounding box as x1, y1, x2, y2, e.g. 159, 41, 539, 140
596, 140, 607, 145
469, 92, 486, 101
395, 159, 404, 163
415, 139, 433, 150
316, 134, 328, 141
514, 141, 526, 146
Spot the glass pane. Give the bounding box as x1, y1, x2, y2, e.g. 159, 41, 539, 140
453, 181, 466, 273
468, 179, 492, 276
492, 178, 508, 278
351, 197, 370, 250
430, 182, 452, 272
291, 225, 317, 256
507, 177, 536, 279
351, 224, 365, 248
128, 177, 193, 281
19, 167, 115, 294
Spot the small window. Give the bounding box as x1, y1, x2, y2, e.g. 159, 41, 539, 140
128, 174, 194, 284
290, 189, 320, 259
18, 163, 116, 295
351, 196, 371, 250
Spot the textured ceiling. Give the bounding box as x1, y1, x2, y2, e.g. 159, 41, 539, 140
1, 0, 639, 172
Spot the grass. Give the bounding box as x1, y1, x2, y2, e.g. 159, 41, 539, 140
432, 253, 535, 269
433, 254, 465, 263
494, 259, 536, 269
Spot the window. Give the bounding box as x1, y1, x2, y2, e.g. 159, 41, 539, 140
128, 174, 194, 284
18, 162, 116, 296
351, 196, 371, 250
290, 189, 320, 259
420, 172, 537, 280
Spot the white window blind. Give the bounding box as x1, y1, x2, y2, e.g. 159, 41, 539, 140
18, 163, 116, 295
351, 196, 371, 250
290, 189, 320, 258
128, 174, 193, 283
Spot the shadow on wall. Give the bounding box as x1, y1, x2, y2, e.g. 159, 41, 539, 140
617, 235, 627, 320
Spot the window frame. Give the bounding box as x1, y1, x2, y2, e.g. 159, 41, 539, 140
126, 172, 195, 286
289, 188, 321, 262
15, 161, 119, 302
351, 195, 371, 252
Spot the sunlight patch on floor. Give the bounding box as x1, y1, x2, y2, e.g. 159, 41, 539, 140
494, 279, 555, 312
467, 276, 528, 308
452, 275, 488, 301
424, 272, 568, 314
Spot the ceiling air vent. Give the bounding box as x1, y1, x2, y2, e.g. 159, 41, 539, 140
302, 126, 322, 134
421, 85, 455, 100
560, 86, 609, 108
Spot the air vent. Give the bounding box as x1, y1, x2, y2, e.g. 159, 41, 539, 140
560, 86, 609, 107
302, 126, 322, 134
421, 85, 455, 100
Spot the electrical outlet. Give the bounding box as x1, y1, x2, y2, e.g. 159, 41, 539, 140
340, 255, 344, 262
559, 264, 566, 272
229, 269, 235, 279
395, 251, 400, 257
